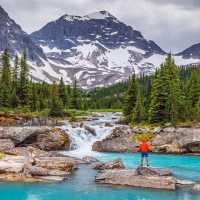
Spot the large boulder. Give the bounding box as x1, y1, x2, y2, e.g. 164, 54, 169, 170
92, 126, 137, 152
0, 127, 70, 151
95, 169, 176, 190
0, 126, 50, 144
24, 128, 70, 151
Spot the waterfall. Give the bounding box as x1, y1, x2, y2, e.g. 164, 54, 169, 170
61, 112, 121, 158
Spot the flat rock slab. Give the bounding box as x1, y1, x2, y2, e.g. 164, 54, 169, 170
96, 169, 176, 190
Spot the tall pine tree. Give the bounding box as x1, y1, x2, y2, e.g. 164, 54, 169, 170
19, 51, 29, 105
123, 74, 137, 122
0, 49, 12, 107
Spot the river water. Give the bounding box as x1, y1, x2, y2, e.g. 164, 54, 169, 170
1, 112, 200, 200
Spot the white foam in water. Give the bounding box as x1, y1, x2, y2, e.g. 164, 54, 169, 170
60, 113, 121, 158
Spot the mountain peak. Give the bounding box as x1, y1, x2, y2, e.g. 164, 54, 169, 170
60, 10, 117, 22
85, 10, 117, 20
0, 6, 9, 18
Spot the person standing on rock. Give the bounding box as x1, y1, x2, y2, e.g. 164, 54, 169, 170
139, 139, 150, 167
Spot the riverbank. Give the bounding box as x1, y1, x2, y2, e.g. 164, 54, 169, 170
0, 111, 199, 197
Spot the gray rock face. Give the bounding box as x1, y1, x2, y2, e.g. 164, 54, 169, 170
95, 169, 176, 190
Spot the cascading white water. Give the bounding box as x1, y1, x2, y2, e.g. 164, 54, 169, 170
61, 112, 121, 158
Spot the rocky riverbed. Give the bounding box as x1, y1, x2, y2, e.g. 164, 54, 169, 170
0, 112, 200, 193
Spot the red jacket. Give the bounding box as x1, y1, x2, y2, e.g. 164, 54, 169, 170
139, 142, 150, 153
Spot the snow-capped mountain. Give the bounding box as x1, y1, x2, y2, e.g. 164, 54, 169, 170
0, 6, 199, 88
30, 10, 168, 88
0, 6, 46, 66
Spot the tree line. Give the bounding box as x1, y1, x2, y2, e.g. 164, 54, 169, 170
1, 49, 200, 123
0, 49, 84, 116
123, 54, 200, 125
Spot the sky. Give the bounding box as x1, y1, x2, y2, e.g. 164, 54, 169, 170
1, 0, 200, 53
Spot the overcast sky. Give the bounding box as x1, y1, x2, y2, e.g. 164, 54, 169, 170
1, 0, 200, 52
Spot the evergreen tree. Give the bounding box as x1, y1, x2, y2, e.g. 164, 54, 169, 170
167, 54, 183, 125
49, 82, 64, 116
123, 74, 137, 122
148, 65, 170, 123
9, 88, 19, 108
71, 78, 83, 110
149, 54, 183, 125
12, 55, 19, 89
58, 77, 68, 108
132, 80, 145, 123
0, 49, 12, 107
30, 83, 39, 111
19, 51, 29, 105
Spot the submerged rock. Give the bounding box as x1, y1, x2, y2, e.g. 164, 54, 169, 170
95, 169, 176, 190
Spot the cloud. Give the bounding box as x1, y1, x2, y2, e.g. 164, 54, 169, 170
0, 0, 200, 52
